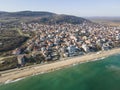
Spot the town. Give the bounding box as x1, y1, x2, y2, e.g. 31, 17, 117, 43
12, 21, 120, 66
1, 0, 120, 89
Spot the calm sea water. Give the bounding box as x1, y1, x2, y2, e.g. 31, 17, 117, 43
0, 54, 120, 90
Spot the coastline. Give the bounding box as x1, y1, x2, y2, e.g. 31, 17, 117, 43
0, 48, 120, 84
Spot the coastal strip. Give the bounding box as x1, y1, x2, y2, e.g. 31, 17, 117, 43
0, 48, 120, 84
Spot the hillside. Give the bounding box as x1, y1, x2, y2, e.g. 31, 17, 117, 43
0, 11, 90, 24
0, 11, 55, 17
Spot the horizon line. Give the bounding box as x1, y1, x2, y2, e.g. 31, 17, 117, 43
0, 10, 120, 17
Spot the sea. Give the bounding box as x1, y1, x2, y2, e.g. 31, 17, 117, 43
0, 54, 120, 90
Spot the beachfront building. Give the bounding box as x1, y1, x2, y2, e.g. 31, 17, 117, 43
17, 55, 25, 67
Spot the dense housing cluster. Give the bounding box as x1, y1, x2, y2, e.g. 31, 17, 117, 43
13, 22, 120, 65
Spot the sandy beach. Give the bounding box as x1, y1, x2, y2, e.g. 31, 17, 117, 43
0, 48, 120, 84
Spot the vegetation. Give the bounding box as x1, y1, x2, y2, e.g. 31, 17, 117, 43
0, 53, 45, 71
0, 11, 90, 24
0, 56, 17, 71
0, 30, 29, 52
0, 36, 28, 52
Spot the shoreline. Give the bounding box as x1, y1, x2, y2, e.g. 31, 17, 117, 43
0, 48, 120, 84
3, 57, 105, 85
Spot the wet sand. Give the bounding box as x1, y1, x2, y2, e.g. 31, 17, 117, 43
0, 48, 120, 84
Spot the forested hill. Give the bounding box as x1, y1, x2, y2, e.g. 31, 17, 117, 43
0, 11, 90, 24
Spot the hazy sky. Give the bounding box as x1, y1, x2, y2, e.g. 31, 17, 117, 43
0, 0, 120, 16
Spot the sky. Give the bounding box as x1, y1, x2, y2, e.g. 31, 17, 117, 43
0, 0, 120, 17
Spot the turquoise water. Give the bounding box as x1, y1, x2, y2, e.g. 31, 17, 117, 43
0, 54, 120, 90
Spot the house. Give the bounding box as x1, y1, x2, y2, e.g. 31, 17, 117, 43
67, 45, 79, 57
0, 42, 3, 46
102, 43, 110, 51
12, 48, 21, 55
17, 55, 25, 67
82, 44, 89, 53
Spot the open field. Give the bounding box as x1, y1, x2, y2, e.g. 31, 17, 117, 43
87, 17, 120, 26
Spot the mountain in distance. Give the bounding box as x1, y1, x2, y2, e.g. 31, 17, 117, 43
0, 11, 90, 24
0, 11, 55, 17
